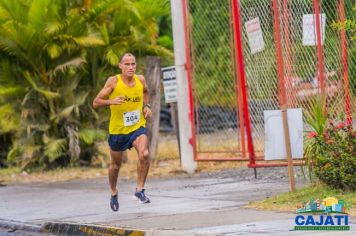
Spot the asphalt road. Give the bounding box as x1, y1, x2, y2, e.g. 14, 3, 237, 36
0, 167, 355, 235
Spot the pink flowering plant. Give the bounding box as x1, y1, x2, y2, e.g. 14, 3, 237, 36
304, 99, 355, 190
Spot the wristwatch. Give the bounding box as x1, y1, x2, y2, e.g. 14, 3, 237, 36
144, 104, 151, 109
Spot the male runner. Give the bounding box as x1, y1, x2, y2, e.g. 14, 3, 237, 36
93, 53, 152, 211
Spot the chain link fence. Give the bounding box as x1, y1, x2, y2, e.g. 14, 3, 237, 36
188, 0, 242, 156
186, 0, 355, 159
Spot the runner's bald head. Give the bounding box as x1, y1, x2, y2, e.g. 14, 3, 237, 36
119, 53, 135, 63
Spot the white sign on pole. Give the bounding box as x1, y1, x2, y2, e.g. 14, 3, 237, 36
245, 17, 264, 54
162, 66, 177, 103
264, 109, 303, 160
303, 14, 326, 46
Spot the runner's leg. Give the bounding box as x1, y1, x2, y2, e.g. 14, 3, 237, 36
132, 134, 150, 190
109, 149, 123, 195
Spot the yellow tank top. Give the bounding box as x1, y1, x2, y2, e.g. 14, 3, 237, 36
109, 74, 146, 134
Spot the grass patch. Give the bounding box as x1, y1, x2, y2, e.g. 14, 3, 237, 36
0, 167, 108, 184
247, 183, 356, 216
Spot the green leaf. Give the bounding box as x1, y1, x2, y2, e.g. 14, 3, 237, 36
0, 86, 24, 97
46, 44, 62, 59
79, 129, 107, 145
0, 104, 19, 133
105, 48, 119, 65
53, 57, 86, 74
75, 92, 89, 106
99, 24, 110, 45
23, 72, 60, 100
73, 36, 105, 47
28, 0, 51, 29
304, 97, 327, 135
44, 138, 67, 162
45, 20, 64, 35
7, 145, 23, 164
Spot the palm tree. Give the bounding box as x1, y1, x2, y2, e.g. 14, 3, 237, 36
0, 0, 172, 170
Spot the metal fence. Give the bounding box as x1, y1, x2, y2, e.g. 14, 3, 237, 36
184, 0, 355, 161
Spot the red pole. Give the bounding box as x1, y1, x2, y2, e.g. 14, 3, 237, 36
231, 0, 256, 166
230, 2, 246, 158
283, 0, 292, 100
238, 79, 246, 158
182, 0, 197, 159
339, 0, 352, 124
313, 0, 326, 101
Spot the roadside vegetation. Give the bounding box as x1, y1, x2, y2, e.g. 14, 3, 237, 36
0, 0, 173, 171
247, 183, 356, 216
0, 135, 247, 185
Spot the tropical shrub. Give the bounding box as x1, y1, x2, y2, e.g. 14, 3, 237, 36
306, 120, 356, 191
304, 97, 355, 190
0, 0, 172, 170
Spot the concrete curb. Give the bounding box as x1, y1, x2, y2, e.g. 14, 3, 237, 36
42, 222, 146, 236
0, 219, 146, 236
0, 218, 42, 233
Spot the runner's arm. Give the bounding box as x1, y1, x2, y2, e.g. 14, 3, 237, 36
138, 75, 150, 107
138, 75, 152, 118
93, 76, 121, 108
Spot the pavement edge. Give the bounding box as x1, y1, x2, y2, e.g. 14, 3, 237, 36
0, 218, 42, 233
42, 222, 145, 236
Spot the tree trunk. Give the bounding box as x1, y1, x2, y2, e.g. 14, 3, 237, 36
65, 123, 81, 166
144, 57, 161, 161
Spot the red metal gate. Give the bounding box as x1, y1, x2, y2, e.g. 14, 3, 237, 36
183, 0, 354, 164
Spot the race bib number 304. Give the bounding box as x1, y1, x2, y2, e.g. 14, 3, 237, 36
123, 110, 140, 127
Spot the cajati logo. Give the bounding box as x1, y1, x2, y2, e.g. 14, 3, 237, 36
294, 197, 350, 231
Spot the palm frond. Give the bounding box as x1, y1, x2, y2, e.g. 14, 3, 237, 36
28, 0, 51, 29
46, 43, 63, 59
79, 128, 107, 145
53, 57, 86, 74
304, 97, 327, 134
73, 35, 105, 47
51, 105, 76, 122
105, 48, 119, 65
45, 13, 78, 36
23, 71, 60, 100
6, 144, 23, 164
45, 21, 63, 35
60, 75, 82, 96
0, 5, 10, 22
132, 42, 173, 59
0, 86, 24, 97
0, 104, 19, 133
0, 34, 23, 57
99, 24, 109, 44
0, 0, 28, 24
51, 91, 88, 121
75, 92, 89, 106
136, 0, 170, 19
44, 138, 67, 162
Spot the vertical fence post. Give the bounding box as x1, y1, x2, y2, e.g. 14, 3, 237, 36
144, 56, 161, 161
282, 0, 292, 90
339, 0, 352, 124
272, 0, 296, 192
313, 0, 326, 102
230, 2, 246, 158
170, 0, 197, 173
181, 0, 197, 160
231, 0, 256, 169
